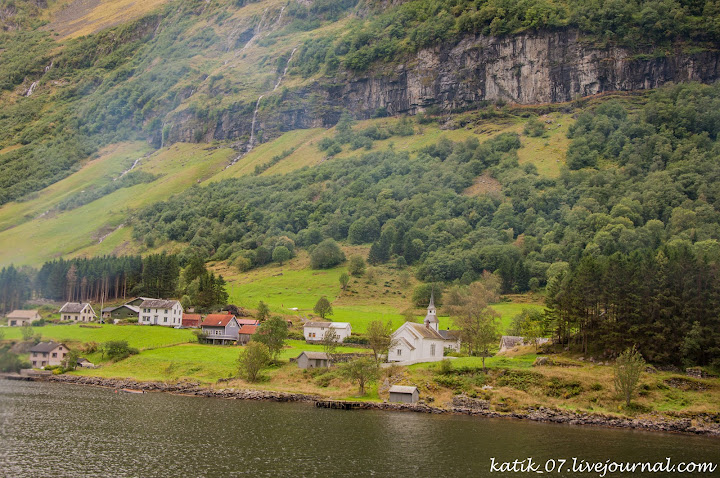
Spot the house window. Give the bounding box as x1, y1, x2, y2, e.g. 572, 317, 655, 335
397, 349, 402, 356
163, 317, 167, 323
431, 344, 436, 356
52, 353, 57, 358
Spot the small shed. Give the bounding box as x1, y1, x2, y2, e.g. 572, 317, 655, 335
237, 325, 258, 345
388, 385, 419, 404
296, 351, 331, 369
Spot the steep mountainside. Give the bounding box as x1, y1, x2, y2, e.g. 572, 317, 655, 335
2, 0, 720, 205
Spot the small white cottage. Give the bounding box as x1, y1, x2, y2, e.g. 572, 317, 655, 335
59, 302, 96, 322
303, 321, 352, 343
387, 291, 460, 363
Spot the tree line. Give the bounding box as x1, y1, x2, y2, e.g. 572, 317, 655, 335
545, 244, 720, 367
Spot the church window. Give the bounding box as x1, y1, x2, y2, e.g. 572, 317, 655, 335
431, 344, 436, 356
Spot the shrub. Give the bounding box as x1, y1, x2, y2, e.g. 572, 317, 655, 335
101, 341, 139, 361
310, 239, 345, 269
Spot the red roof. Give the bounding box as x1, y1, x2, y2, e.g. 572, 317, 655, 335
201, 314, 236, 327
239, 325, 258, 335
237, 318, 259, 326
182, 314, 202, 327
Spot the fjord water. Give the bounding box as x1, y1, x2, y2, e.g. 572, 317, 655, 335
1, 381, 718, 477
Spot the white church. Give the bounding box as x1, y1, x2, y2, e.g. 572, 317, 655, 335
387, 291, 461, 364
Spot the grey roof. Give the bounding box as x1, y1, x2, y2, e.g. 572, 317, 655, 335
389, 385, 418, 394
304, 321, 350, 329
404, 322, 446, 340
439, 329, 460, 340
59, 302, 91, 313
102, 305, 140, 313
298, 351, 330, 360
30, 341, 66, 353
6, 309, 39, 318
139, 299, 179, 309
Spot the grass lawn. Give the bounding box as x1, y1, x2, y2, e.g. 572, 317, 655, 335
70, 339, 370, 384
1, 324, 195, 350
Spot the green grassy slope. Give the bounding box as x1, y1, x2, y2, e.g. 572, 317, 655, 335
0, 142, 234, 266
0, 110, 573, 267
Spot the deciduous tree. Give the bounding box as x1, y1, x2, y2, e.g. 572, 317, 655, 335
239, 342, 271, 382
313, 296, 333, 319
614, 346, 645, 407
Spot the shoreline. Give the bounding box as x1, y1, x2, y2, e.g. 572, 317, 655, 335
12, 373, 719, 438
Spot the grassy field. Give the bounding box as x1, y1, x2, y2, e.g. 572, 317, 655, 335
71, 339, 370, 383
215, 248, 547, 334
1, 323, 195, 350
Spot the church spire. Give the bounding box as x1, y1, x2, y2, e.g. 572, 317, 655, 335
424, 286, 438, 331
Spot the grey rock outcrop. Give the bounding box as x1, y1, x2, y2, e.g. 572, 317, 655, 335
166, 30, 720, 147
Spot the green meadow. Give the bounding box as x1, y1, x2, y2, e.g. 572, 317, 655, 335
2, 324, 195, 350
72, 339, 370, 383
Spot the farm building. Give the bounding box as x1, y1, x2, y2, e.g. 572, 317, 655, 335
237, 324, 258, 345
388, 385, 419, 404
5, 309, 40, 326
182, 314, 202, 328
295, 351, 331, 369
303, 321, 352, 343
101, 304, 140, 322
59, 302, 96, 323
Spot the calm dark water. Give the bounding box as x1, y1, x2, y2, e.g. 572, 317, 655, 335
0, 380, 718, 477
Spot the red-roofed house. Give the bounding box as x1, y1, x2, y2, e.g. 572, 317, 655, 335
200, 314, 240, 345
182, 314, 202, 328
238, 324, 258, 345
237, 318, 260, 326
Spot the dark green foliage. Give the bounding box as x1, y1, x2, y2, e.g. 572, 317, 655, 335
101, 340, 139, 361
35, 256, 144, 303
0, 265, 32, 314
0, 345, 29, 373
313, 296, 333, 319
412, 283, 443, 308
253, 316, 288, 361
310, 239, 346, 269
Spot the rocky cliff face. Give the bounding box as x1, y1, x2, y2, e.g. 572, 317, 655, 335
166, 29, 720, 146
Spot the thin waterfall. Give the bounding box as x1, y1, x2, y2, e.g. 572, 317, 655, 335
274, 47, 297, 91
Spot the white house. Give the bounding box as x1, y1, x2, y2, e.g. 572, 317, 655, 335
59, 302, 96, 322
138, 299, 183, 327
303, 321, 352, 343
387, 291, 461, 363
6, 309, 41, 326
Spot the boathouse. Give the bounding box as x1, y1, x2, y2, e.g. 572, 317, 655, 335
388, 385, 419, 404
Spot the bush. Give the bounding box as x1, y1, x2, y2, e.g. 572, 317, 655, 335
101, 341, 139, 361
310, 239, 345, 269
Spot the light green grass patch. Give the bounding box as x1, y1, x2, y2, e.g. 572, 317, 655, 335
2, 324, 195, 350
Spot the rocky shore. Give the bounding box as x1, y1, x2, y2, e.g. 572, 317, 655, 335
33, 374, 720, 437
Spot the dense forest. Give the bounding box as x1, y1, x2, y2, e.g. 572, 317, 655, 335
0, 253, 229, 314
129, 82, 720, 366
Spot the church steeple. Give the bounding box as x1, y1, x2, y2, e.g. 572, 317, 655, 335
424, 287, 439, 331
